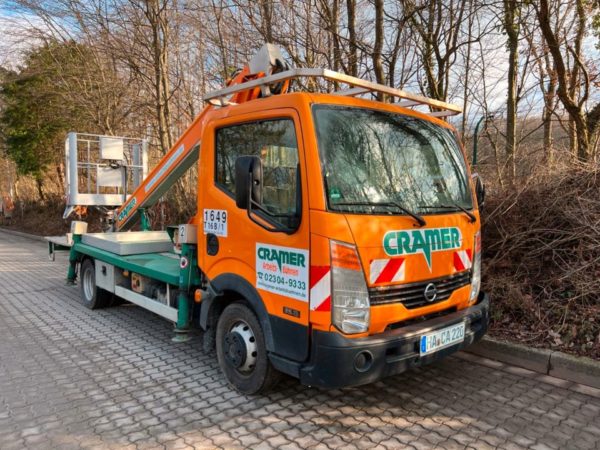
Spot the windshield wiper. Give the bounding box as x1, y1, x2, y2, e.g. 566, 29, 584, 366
419, 203, 476, 223
334, 201, 427, 227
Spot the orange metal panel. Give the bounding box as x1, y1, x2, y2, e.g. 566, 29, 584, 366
197, 106, 311, 326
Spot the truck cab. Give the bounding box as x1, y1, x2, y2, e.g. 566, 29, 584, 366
196, 91, 488, 392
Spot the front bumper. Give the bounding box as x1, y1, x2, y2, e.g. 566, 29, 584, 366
295, 292, 489, 388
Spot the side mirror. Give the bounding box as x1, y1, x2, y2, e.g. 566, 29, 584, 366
473, 173, 485, 208
235, 156, 263, 209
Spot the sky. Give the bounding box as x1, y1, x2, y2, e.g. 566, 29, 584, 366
0, 10, 46, 69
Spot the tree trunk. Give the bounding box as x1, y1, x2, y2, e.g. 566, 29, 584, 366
56, 163, 65, 194
506, 47, 517, 181
373, 0, 385, 100
146, 0, 173, 155
503, 0, 519, 182
346, 0, 358, 77
588, 102, 600, 160
461, 0, 474, 141
13, 176, 19, 203
543, 106, 554, 164
542, 56, 557, 163
319, 0, 342, 84
588, 103, 600, 138
260, 0, 273, 43
35, 176, 45, 201
421, 1, 437, 100
574, 112, 590, 161
568, 118, 577, 158
332, 0, 341, 73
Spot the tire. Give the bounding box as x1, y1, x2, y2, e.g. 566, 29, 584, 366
79, 258, 112, 309
216, 302, 281, 394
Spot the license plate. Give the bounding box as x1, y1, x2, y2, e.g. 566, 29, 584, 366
420, 322, 465, 355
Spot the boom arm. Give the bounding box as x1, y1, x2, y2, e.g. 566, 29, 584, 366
115, 105, 211, 230
115, 44, 290, 231
114, 68, 268, 231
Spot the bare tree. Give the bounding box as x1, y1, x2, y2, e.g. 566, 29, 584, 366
2, 0, 600, 209
524, 16, 560, 163
141, 0, 173, 154
401, 0, 473, 102
318, 0, 343, 73
534, 0, 596, 160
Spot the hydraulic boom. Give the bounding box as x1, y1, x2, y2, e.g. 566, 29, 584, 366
115, 44, 290, 230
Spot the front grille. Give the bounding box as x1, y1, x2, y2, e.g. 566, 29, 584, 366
368, 271, 471, 309
386, 307, 458, 330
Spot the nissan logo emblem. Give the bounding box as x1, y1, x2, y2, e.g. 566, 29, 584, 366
424, 283, 437, 302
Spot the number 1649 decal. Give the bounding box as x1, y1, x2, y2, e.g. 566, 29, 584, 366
203, 209, 228, 237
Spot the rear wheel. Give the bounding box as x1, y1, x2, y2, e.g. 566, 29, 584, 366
79, 258, 112, 309
216, 302, 280, 394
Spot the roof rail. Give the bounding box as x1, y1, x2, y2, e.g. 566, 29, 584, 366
203, 68, 461, 117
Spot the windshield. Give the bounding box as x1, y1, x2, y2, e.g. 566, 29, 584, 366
313, 105, 472, 214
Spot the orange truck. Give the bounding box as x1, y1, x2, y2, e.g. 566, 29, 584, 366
49, 45, 489, 394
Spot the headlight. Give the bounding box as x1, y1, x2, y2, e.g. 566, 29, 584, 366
330, 240, 370, 334
469, 232, 482, 302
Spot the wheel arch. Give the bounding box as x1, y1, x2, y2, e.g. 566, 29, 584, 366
80, 254, 94, 264
201, 273, 275, 352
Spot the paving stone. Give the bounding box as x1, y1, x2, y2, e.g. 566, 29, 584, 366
530, 443, 555, 450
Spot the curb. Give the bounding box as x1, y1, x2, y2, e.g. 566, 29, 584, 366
0, 227, 47, 242
465, 336, 600, 389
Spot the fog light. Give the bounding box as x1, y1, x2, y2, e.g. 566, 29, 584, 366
354, 351, 374, 372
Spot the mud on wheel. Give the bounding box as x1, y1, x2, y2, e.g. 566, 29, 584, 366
216, 302, 280, 394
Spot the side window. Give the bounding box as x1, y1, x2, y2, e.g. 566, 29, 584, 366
216, 119, 300, 227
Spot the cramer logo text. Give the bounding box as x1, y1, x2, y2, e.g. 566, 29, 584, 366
257, 246, 306, 272
383, 227, 462, 269
256, 244, 308, 302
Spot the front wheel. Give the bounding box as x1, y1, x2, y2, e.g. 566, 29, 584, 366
216, 303, 280, 394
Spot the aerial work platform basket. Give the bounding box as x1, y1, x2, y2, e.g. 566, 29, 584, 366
63, 132, 148, 219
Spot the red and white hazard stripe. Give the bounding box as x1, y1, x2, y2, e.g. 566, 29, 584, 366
453, 249, 472, 272
369, 258, 405, 285
310, 266, 331, 311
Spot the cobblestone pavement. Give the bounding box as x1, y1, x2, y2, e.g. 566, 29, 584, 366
0, 230, 599, 450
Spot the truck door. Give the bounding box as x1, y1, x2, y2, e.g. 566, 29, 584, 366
198, 109, 310, 361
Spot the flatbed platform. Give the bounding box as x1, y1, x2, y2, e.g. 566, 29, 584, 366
73, 241, 181, 286
81, 231, 173, 255
46, 235, 73, 261
45, 235, 72, 248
